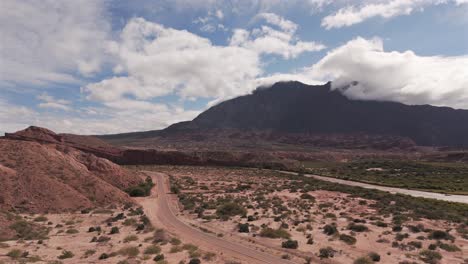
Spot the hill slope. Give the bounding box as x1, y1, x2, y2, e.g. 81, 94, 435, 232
0, 127, 142, 213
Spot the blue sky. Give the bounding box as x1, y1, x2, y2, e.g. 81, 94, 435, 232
1, 0, 468, 134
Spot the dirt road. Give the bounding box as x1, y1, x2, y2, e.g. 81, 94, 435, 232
138, 171, 298, 264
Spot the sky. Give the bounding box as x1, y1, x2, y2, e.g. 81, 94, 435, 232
1, 0, 468, 135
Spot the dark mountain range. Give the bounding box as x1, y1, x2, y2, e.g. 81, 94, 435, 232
99, 81, 468, 148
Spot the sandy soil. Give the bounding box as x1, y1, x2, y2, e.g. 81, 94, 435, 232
152, 165, 468, 264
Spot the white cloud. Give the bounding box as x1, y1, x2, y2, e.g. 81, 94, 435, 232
0, 0, 111, 86
37, 93, 71, 111
83, 17, 262, 103
306, 37, 468, 109
230, 13, 326, 59
321, 0, 466, 29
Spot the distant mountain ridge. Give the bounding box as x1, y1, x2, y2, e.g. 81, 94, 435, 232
100, 81, 468, 148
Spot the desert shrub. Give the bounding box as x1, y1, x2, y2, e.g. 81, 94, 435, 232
428, 244, 437, 250
182, 243, 198, 252
339, 234, 357, 245
83, 249, 96, 257
216, 203, 246, 219
118, 246, 139, 257
203, 252, 216, 261
319, 247, 336, 259
238, 223, 249, 233
9, 220, 48, 240
109, 226, 119, 234
395, 233, 409, 241
307, 238, 314, 245
281, 240, 298, 249
66, 229, 79, 234
170, 246, 183, 253
153, 229, 168, 243
123, 235, 138, 243
99, 253, 109, 259
375, 221, 388, 227
323, 224, 338, 236
58, 250, 74, 259
153, 254, 165, 261
354, 256, 374, 264
188, 258, 201, 264
428, 230, 453, 240
438, 243, 460, 252
34, 216, 48, 222
170, 237, 182, 245
348, 223, 369, 232
96, 236, 110, 242
123, 218, 137, 226
408, 241, 422, 249
259, 228, 290, 239
419, 250, 442, 263
300, 193, 315, 201
7, 249, 22, 259
392, 226, 402, 232
125, 176, 155, 197
368, 252, 381, 262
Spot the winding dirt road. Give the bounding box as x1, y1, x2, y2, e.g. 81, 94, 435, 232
138, 171, 298, 264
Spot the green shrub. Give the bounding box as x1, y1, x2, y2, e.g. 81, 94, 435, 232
188, 258, 201, 264
144, 245, 161, 255
123, 235, 138, 243
216, 203, 246, 218
438, 243, 460, 252
259, 228, 290, 239
348, 223, 369, 232
125, 176, 155, 197
281, 240, 298, 249
118, 246, 139, 257
429, 230, 453, 240
319, 247, 336, 259
323, 224, 338, 236
34, 216, 48, 222
58, 250, 74, 259
339, 234, 357, 245
109, 226, 119, 234
7, 249, 22, 259
153, 254, 165, 261
368, 252, 380, 262
66, 229, 79, 234
238, 223, 249, 233
353, 256, 374, 264
419, 250, 442, 263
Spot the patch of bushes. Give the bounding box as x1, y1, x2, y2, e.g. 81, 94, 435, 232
428, 230, 453, 241
216, 202, 246, 219
353, 256, 374, 264
319, 247, 336, 259
323, 224, 338, 236
339, 234, 357, 245
9, 220, 49, 240
125, 176, 155, 197
238, 223, 249, 233
438, 243, 460, 252
281, 240, 298, 249
259, 228, 290, 239
123, 235, 138, 243
348, 223, 369, 232
419, 250, 442, 263
118, 246, 139, 257
58, 250, 74, 259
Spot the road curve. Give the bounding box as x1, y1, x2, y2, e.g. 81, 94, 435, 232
140, 171, 297, 264
280, 171, 468, 204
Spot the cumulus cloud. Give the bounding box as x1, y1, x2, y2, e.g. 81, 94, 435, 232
305, 37, 468, 109
37, 93, 71, 111
322, 0, 467, 29
0, 0, 111, 86
230, 13, 326, 59
83, 17, 262, 103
